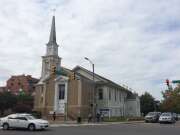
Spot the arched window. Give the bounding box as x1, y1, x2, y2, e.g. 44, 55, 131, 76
59, 84, 65, 100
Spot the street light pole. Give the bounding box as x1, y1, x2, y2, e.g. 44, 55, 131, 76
84, 57, 96, 122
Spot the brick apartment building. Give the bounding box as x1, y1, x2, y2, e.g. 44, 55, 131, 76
0, 86, 6, 92
4, 74, 39, 95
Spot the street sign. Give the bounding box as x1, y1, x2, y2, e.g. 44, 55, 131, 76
172, 80, 180, 83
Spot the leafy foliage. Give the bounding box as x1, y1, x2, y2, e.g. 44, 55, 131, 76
16, 93, 34, 107
0, 91, 34, 115
13, 103, 32, 113
140, 92, 155, 116
0, 91, 17, 115
160, 84, 180, 113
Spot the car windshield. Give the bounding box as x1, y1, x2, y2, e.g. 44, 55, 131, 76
147, 112, 157, 116
161, 113, 171, 116
26, 115, 36, 120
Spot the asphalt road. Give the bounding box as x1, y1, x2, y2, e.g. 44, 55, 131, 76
1, 121, 180, 135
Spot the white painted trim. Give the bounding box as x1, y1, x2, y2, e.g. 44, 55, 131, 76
53, 76, 69, 114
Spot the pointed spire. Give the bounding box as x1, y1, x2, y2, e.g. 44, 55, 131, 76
48, 16, 56, 44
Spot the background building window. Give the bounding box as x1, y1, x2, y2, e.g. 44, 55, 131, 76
59, 84, 65, 100
98, 89, 103, 100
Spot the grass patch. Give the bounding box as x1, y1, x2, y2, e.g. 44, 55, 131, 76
103, 116, 144, 122
103, 116, 127, 122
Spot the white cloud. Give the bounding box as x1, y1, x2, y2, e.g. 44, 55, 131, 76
0, 0, 180, 99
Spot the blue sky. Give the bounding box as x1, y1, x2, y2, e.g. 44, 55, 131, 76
0, 0, 180, 99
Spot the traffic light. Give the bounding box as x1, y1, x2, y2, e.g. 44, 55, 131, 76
51, 66, 56, 74
69, 72, 76, 80
72, 72, 75, 80
166, 79, 169, 87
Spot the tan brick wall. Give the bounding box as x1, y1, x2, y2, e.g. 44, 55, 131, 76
67, 79, 79, 120
34, 76, 55, 117
80, 78, 93, 118
67, 78, 94, 119
67, 80, 78, 105
44, 77, 55, 114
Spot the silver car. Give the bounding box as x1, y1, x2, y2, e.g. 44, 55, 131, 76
0, 113, 49, 131
145, 112, 161, 123
177, 114, 180, 120
159, 112, 176, 124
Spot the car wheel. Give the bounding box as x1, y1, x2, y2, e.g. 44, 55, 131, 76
28, 124, 35, 131
3, 123, 9, 130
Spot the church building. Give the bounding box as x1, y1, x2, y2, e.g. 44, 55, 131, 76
34, 16, 140, 120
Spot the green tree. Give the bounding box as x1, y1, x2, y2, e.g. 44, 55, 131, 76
16, 92, 33, 107
140, 92, 155, 116
160, 84, 180, 113
13, 92, 34, 113
0, 91, 34, 115
0, 91, 17, 115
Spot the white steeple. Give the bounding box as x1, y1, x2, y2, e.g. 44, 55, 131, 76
46, 16, 58, 56
40, 16, 61, 80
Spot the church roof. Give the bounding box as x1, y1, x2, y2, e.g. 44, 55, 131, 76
38, 65, 136, 95
73, 65, 131, 93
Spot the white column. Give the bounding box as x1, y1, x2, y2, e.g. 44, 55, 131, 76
54, 83, 58, 111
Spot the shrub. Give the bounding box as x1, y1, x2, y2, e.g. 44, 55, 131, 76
103, 116, 144, 122
13, 103, 32, 113
31, 111, 42, 118
127, 117, 144, 121
103, 116, 127, 122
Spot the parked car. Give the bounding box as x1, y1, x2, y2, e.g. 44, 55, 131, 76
177, 114, 180, 120
172, 113, 178, 121
0, 113, 49, 131
159, 112, 176, 124
145, 112, 161, 123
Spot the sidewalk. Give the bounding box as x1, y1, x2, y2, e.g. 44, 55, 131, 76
50, 121, 144, 127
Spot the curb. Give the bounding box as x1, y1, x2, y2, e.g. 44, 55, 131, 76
50, 123, 106, 127
99, 121, 144, 125
50, 121, 144, 127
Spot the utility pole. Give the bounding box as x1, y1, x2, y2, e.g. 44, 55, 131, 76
84, 57, 96, 122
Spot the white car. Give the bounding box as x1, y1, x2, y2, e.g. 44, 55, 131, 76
0, 113, 49, 131
159, 112, 176, 124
